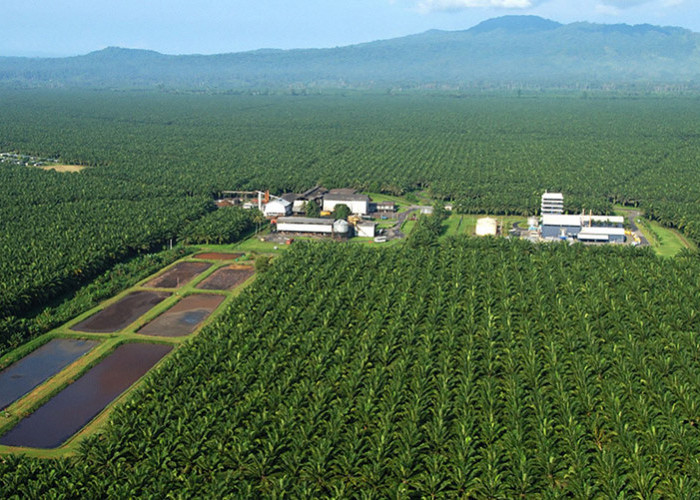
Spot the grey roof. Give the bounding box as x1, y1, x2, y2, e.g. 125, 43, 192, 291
301, 186, 328, 199
324, 193, 370, 203
280, 193, 300, 203
328, 188, 357, 195
277, 217, 334, 225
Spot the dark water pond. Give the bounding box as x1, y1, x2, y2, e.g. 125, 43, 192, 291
144, 261, 211, 289
72, 291, 170, 333
196, 266, 254, 291
0, 339, 99, 411
0, 342, 172, 449
137, 293, 224, 337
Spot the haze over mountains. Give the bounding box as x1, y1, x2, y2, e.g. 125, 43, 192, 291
1, 16, 699, 90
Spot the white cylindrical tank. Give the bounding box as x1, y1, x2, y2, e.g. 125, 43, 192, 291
527, 216, 539, 230
333, 219, 350, 234
475, 217, 498, 236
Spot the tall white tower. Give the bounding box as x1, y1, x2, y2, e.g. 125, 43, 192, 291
541, 192, 564, 214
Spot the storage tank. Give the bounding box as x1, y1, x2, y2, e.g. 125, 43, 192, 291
475, 217, 498, 236
333, 219, 350, 235
528, 216, 539, 230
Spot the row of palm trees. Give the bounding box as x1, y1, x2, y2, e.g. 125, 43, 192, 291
3, 238, 699, 496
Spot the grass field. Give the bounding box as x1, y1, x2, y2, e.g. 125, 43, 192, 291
636, 217, 697, 258
365, 192, 415, 213
401, 218, 417, 235
38, 164, 86, 173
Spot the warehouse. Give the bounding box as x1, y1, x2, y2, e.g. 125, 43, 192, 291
577, 226, 626, 243
356, 222, 377, 238
323, 193, 370, 215
541, 214, 583, 239
263, 199, 292, 217
581, 215, 625, 226
375, 201, 396, 212
276, 217, 350, 236
541, 214, 626, 243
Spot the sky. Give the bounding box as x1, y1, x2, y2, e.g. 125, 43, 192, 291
2, 0, 698, 57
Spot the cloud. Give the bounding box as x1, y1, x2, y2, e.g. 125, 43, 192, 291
417, 0, 543, 12
598, 0, 686, 8
598, 0, 651, 7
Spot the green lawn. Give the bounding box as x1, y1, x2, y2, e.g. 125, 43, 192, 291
442, 214, 470, 237
364, 192, 416, 214
401, 219, 417, 235
636, 217, 696, 258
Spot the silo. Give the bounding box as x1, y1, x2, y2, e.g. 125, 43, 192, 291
475, 217, 498, 236
333, 219, 350, 236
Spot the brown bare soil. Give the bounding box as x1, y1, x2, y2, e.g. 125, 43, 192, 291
138, 294, 225, 337
72, 291, 171, 333
193, 252, 244, 260
196, 266, 254, 291
39, 164, 86, 173
144, 262, 211, 289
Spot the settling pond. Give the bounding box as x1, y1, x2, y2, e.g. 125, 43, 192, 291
144, 261, 211, 289
138, 293, 225, 337
0, 342, 172, 449
72, 291, 171, 333
0, 339, 99, 411
196, 266, 254, 291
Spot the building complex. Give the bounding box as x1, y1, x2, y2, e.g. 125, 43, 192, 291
539, 193, 626, 244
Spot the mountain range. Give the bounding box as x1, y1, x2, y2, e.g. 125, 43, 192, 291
1, 16, 699, 90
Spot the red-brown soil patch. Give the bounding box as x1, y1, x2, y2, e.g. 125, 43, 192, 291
193, 252, 243, 260
137, 294, 225, 337
144, 261, 211, 289
196, 266, 255, 291
72, 291, 171, 333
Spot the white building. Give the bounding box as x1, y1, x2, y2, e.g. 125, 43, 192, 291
541, 214, 582, 239
582, 215, 625, 226
475, 217, 498, 236
577, 226, 626, 243
276, 217, 350, 236
264, 199, 292, 218
356, 222, 377, 238
541, 192, 564, 215
322, 194, 370, 215
541, 214, 625, 242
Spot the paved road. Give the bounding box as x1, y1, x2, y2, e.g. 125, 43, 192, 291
385, 206, 423, 240
624, 210, 650, 246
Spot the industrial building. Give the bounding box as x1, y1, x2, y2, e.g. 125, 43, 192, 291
538, 192, 626, 244
356, 222, 377, 238
577, 226, 626, 243
541, 214, 625, 243
541, 214, 585, 239
263, 199, 292, 217
375, 201, 396, 212
275, 217, 350, 237
541, 192, 564, 214
322, 193, 370, 215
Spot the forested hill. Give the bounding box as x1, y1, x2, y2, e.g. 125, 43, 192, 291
1, 15, 699, 89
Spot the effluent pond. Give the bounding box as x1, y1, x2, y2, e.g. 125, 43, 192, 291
0, 338, 99, 411
0, 342, 172, 449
